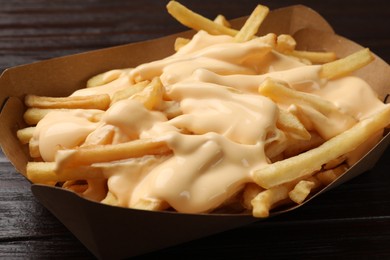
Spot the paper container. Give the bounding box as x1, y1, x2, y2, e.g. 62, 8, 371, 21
0, 5, 389, 259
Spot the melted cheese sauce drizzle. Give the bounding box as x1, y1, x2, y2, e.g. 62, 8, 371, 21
31, 30, 387, 213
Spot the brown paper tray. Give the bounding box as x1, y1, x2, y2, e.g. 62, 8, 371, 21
0, 5, 389, 259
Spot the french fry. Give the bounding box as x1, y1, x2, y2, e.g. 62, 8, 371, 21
320, 48, 374, 79
56, 138, 172, 168
287, 50, 337, 64
25, 94, 110, 110
16, 127, 35, 144
253, 105, 390, 189
251, 183, 291, 218
110, 80, 149, 105
213, 14, 231, 27
242, 183, 263, 210
234, 4, 269, 42
26, 161, 104, 184
264, 129, 288, 161
131, 77, 164, 110
288, 179, 317, 204
28, 139, 41, 159
276, 108, 311, 140
258, 78, 357, 139
86, 69, 124, 88
166, 1, 238, 36
259, 78, 351, 119
174, 37, 191, 51
323, 155, 347, 170
288, 104, 315, 131
276, 34, 296, 53
315, 164, 348, 185
133, 198, 169, 211
23, 108, 51, 125
82, 125, 115, 146
283, 131, 324, 158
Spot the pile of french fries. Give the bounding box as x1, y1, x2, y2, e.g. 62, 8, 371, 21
16, 1, 390, 217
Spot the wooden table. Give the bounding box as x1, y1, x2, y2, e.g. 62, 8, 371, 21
1, 0, 389, 258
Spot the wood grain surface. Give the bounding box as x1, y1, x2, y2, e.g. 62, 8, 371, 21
1, 0, 390, 259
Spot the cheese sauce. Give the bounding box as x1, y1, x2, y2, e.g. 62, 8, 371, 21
31, 30, 387, 213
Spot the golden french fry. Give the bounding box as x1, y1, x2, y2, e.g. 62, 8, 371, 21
174, 37, 191, 51
23, 108, 51, 125
213, 14, 231, 27
283, 131, 324, 158
132, 77, 164, 110
26, 162, 104, 184
25, 94, 110, 110
234, 4, 269, 42
56, 138, 172, 168
315, 164, 348, 185
287, 50, 337, 64
166, 1, 238, 36
323, 155, 347, 170
259, 78, 349, 118
83, 125, 115, 146
258, 78, 357, 139
110, 80, 149, 105
86, 69, 124, 88
29, 139, 41, 158
251, 183, 291, 218
276, 34, 296, 52
297, 104, 358, 139
242, 183, 263, 210
16, 127, 35, 144
320, 48, 374, 79
276, 108, 311, 140
288, 104, 315, 131
133, 198, 169, 211
288, 179, 317, 204
264, 129, 288, 161
253, 105, 390, 189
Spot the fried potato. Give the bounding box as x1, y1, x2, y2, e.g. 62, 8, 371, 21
25, 94, 110, 110
213, 14, 231, 27
111, 80, 149, 105
287, 50, 337, 64
234, 4, 269, 42
56, 138, 172, 168
86, 69, 124, 88
288, 179, 318, 204
16, 127, 35, 144
26, 162, 104, 184
133, 198, 169, 211
166, 1, 238, 36
253, 105, 390, 189
320, 48, 374, 79
23, 108, 104, 125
